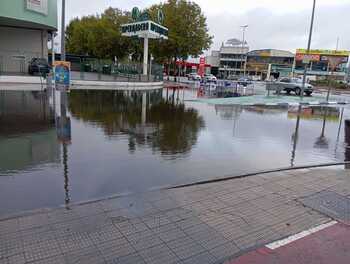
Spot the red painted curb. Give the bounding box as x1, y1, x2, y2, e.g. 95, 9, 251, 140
226, 223, 350, 264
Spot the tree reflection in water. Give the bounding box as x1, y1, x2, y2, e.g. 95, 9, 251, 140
68, 90, 205, 158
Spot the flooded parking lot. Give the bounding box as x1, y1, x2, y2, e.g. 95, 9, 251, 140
0, 88, 349, 216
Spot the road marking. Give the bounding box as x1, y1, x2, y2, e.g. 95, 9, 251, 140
266, 220, 337, 250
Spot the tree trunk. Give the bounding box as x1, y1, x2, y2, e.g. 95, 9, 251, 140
173, 55, 177, 82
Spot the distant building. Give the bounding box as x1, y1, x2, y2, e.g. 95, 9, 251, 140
206, 39, 249, 78
0, 0, 57, 74
294, 49, 350, 80
246, 49, 294, 80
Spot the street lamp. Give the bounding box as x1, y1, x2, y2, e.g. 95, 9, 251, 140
240, 25, 248, 77
61, 0, 66, 61
301, 0, 316, 99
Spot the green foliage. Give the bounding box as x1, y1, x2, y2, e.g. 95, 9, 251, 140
310, 79, 349, 89
148, 0, 213, 62
68, 90, 205, 155
66, 1, 212, 62
66, 8, 139, 60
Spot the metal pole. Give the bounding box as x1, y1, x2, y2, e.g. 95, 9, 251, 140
143, 37, 148, 75
336, 37, 339, 51
291, 104, 302, 166
241, 25, 248, 77
61, 0, 66, 61
301, 0, 316, 99
52, 32, 56, 87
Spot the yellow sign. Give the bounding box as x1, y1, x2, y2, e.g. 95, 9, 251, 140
296, 49, 350, 56
257, 51, 271, 57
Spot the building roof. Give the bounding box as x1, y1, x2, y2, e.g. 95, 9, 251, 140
247, 49, 294, 58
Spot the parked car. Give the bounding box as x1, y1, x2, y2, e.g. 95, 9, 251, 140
203, 74, 217, 82
278, 77, 313, 96
28, 58, 51, 76
188, 73, 201, 81
227, 75, 239, 80
238, 77, 253, 86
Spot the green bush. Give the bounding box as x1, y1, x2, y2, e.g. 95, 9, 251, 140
310, 79, 349, 89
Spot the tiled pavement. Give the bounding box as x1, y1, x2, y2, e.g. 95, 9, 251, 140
1, 166, 350, 264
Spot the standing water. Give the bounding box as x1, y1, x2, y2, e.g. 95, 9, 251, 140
0, 88, 348, 216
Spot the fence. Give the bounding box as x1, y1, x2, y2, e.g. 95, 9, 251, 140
0, 55, 164, 83
70, 59, 163, 82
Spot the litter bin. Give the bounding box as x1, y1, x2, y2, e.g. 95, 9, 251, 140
102, 65, 111, 74
83, 63, 92, 72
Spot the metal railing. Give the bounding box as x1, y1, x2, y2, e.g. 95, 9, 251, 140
71, 59, 163, 82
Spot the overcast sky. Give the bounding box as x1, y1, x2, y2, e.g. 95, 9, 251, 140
57, 0, 350, 54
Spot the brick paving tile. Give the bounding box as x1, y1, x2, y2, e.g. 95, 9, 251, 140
105, 252, 146, 264
180, 251, 217, 264
126, 230, 163, 251
0, 167, 348, 264
63, 245, 105, 264
209, 242, 240, 260
166, 236, 206, 260
27, 254, 66, 264
23, 238, 62, 262
97, 237, 136, 262
139, 244, 180, 264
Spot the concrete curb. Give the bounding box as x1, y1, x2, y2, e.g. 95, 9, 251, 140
0, 75, 164, 90
191, 99, 349, 107
1, 162, 348, 222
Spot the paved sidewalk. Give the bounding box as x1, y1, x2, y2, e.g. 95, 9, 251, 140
1, 166, 350, 264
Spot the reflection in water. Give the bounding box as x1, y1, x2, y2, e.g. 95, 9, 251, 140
0, 90, 60, 173
68, 90, 205, 158
345, 119, 350, 169
291, 105, 302, 167
63, 143, 70, 208
2, 88, 350, 216
314, 108, 329, 149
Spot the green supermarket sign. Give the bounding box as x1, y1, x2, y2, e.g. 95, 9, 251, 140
121, 21, 168, 39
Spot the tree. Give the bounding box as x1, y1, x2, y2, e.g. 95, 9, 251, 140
65, 1, 213, 64
66, 8, 137, 60
148, 0, 213, 64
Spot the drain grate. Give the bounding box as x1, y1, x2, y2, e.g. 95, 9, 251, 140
300, 190, 350, 224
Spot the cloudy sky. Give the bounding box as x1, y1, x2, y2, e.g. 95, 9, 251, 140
58, 0, 350, 54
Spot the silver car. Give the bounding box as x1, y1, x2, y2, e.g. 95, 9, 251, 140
278, 78, 313, 96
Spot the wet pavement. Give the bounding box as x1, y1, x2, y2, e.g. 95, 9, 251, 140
1, 89, 350, 216
1, 166, 350, 264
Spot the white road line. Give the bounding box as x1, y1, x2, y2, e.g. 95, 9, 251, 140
266, 220, 337, 250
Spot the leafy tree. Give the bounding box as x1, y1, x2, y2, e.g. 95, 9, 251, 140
66, 8, 136, 60
65, 1, 212, 64
148, 0, 213, 64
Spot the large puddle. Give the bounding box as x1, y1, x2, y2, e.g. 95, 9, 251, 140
0, 88, 349, 216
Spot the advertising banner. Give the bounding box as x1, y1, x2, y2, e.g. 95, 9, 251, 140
320, 55, 348, 63
295, 53, 320, 62
53, 61, 71, 91
296, 49, 350, 56
198, 57, 205, 77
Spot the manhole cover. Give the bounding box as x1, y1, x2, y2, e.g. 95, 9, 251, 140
300, 190, 350, 224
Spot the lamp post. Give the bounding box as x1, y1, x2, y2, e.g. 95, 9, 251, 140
61, 0, 66, 61
240, 25, 248, 77
301, 0, 316, 99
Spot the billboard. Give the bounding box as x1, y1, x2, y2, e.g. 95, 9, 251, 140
295, 53, 320, 62
321, 55, 348, 63
26, 0, 48, 16
53, 61, 71, 91
296, 49, 350, 56
121, 21, 168, 39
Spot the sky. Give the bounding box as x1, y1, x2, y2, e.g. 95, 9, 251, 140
57, 0, 350, 55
